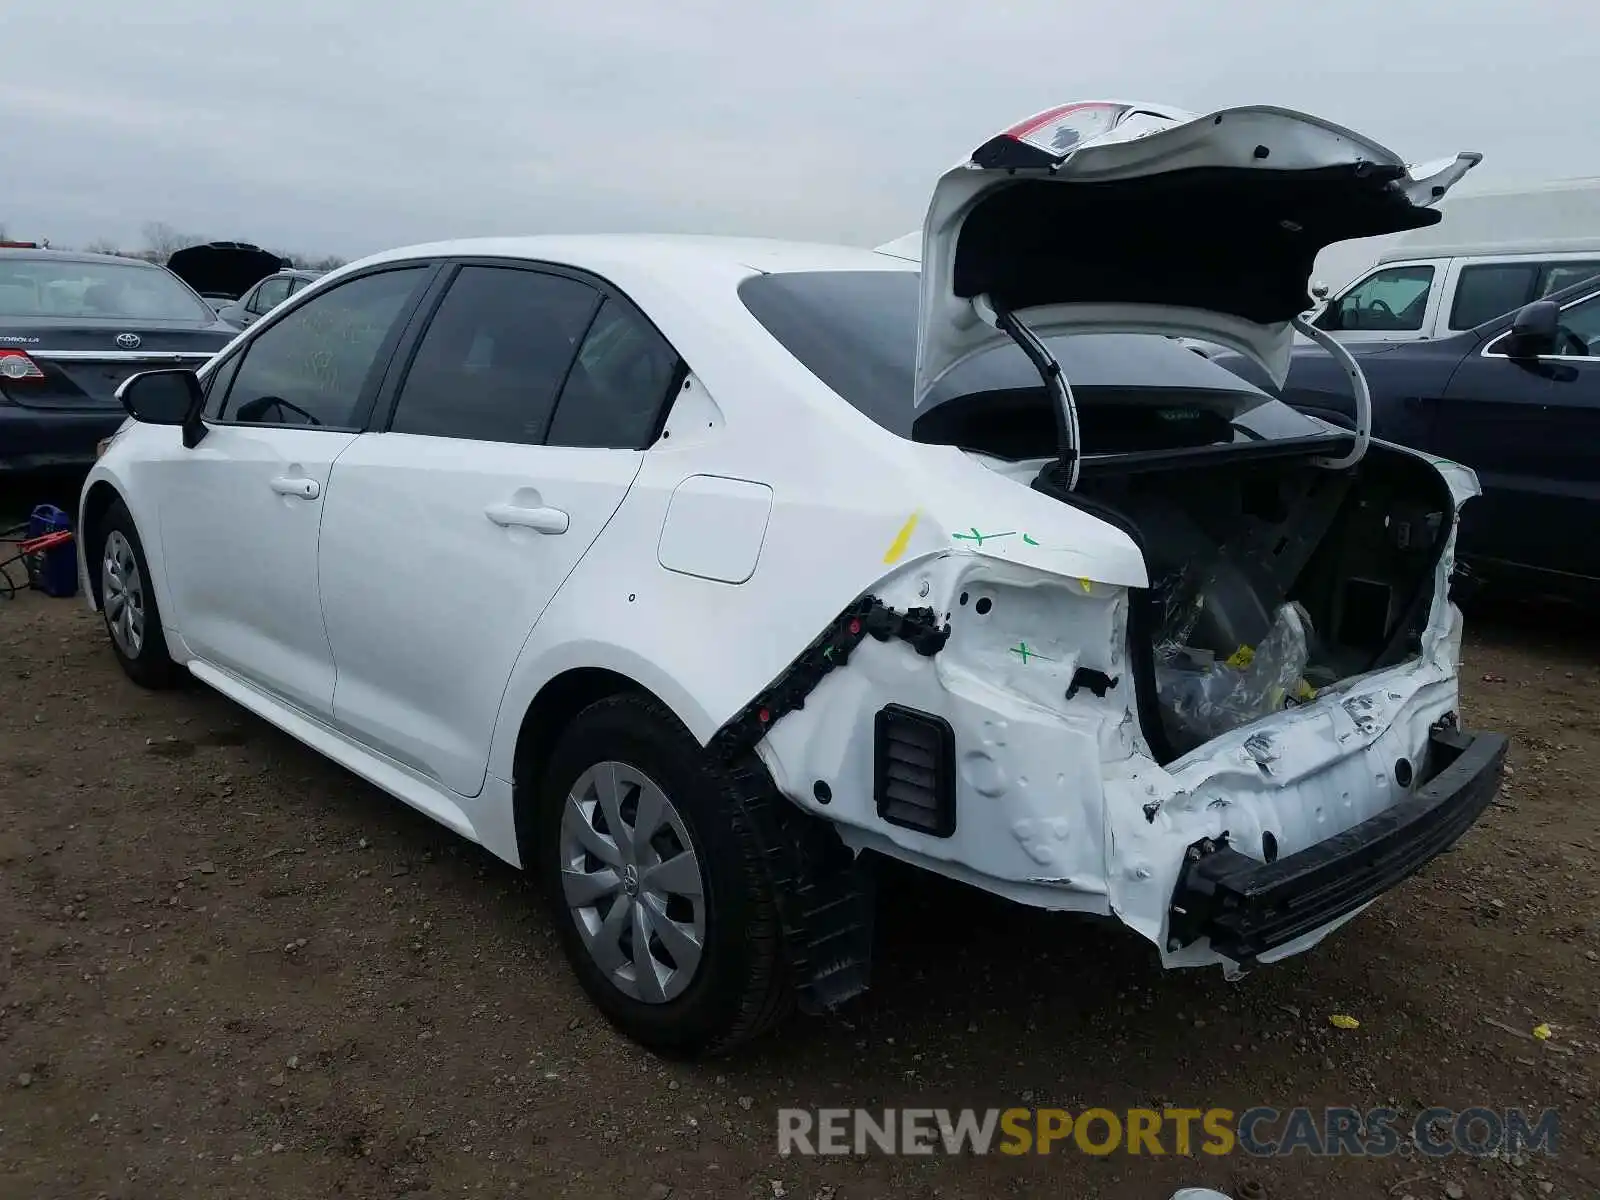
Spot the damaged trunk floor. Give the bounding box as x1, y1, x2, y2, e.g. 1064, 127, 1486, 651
0, 588, 1596, 1200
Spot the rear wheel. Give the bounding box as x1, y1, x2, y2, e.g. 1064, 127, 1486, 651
99, 501, 179, 689
538, 694, 791, 1056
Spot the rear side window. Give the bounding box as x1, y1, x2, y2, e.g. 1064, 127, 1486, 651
545, 298, 682, 449
219, 266, 426, 428
1450, 263, 1537, 328
388, 265, 600, 444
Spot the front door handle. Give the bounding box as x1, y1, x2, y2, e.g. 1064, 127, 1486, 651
270, 475, 320, 500
485, 502, 569, 534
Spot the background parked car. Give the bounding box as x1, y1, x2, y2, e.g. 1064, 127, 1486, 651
211, 268, 322, 329
1306, 174, 1600, 301
1213, 273, 1600, 600
1305, 235, 1600, 343
163, 241, 287, 307
0, 247, 239, 473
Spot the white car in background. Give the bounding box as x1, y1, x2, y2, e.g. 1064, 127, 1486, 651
83, 100, 1506, 1056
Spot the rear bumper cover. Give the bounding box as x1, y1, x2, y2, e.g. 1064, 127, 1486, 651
1167, 724, 1507, 963
0, 406, 126, 471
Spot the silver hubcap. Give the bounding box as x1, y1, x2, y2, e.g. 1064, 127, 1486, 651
101, 530, 145, 658
559, 761, 706, 1004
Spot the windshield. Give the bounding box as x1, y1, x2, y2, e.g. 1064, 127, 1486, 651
0, 257, 216, 322
738, 269, 1335, 460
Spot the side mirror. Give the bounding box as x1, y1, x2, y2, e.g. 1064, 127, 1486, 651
116, 369, 208, 447
1310, 281, 1331, 301
1504, 300, 1560, 359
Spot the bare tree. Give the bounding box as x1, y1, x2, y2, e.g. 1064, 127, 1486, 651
83, 237, 123, 255
141, 221, 202, 259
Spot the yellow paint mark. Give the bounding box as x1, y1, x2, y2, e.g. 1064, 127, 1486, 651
1079, 578, 1093, 594
1329, 1013, 1361, 1030
883, 512, 920, 564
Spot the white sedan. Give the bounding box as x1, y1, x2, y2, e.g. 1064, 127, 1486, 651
82, 99, 1506, 1056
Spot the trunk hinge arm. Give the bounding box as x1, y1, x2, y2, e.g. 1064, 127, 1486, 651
1293, 315, 1372, 470
975, 294, 1082, 491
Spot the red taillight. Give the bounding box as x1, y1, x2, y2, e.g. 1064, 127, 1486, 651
0, 349, 45, 381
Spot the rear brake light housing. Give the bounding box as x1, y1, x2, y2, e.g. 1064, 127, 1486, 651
0, 348, 45, 380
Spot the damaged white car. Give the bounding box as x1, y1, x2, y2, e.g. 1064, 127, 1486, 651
83, 99, 1507, 1056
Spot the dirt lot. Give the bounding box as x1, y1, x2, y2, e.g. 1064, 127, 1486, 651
2, 570, 1597, 1199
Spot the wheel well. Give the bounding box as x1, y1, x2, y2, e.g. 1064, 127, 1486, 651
79, 481, 123, 606
511, 667, 650, 865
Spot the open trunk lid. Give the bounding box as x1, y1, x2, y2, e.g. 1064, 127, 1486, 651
165, 242, 286, 301
914, 100, 1480, 403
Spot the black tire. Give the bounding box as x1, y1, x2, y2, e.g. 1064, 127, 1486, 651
538, 694, 792, 1057
98, 499, 180, 689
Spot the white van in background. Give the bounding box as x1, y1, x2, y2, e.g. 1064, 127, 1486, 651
1308, 236, 1600, 342
1305, 176, 1600, 341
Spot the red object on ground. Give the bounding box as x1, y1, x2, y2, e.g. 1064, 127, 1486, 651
16, 529, 74, 555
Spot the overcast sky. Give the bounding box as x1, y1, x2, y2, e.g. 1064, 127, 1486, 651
6, 0, 1596, 261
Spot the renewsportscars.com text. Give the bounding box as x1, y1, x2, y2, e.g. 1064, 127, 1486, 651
777, 1106, 1561, 1158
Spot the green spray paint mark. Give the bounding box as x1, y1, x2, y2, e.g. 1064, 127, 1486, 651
952, 528, 1016, 547
1021, 533, 1040, 546
1009, 642, 1053, 664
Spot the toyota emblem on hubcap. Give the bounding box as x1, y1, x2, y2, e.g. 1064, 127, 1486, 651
621, 864, 640, 896
115, 332, 142, 349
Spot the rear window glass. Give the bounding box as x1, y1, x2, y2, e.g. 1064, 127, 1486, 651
0, 257, 215, 321
738, 269, 1330, 459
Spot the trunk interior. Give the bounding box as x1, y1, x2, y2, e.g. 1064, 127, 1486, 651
1050, 445, 1455, 761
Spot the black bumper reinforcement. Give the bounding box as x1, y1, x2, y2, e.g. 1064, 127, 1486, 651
1168, 723, 1508, 963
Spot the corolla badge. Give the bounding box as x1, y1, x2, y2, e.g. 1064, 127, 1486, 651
115, 332, 142, 349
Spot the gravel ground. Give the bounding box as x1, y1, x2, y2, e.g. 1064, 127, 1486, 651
1, 576, 1596, 1200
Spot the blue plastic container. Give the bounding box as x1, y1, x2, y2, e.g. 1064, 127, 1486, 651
26, 504, 78, 598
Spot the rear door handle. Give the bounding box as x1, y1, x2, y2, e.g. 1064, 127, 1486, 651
485, 502, 569, 534
269, 475, 320, 500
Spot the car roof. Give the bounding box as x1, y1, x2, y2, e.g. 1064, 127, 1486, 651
345, 234, 912, 290
1376, 236, 1600, 264
0, 248, 165, 268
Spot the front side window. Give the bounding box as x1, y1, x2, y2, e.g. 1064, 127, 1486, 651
389, 265, 600, 444
1487, 290, 1600, 358
1556, 292, 1600, 355
1450, 264, 1536, 329
1323, 265, 1435, 331
249, 276, 292, 314
218, 266, 426, 428
546, 298, 682, 449
1538, 261, 1600, 298
0, 257, 216, 321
